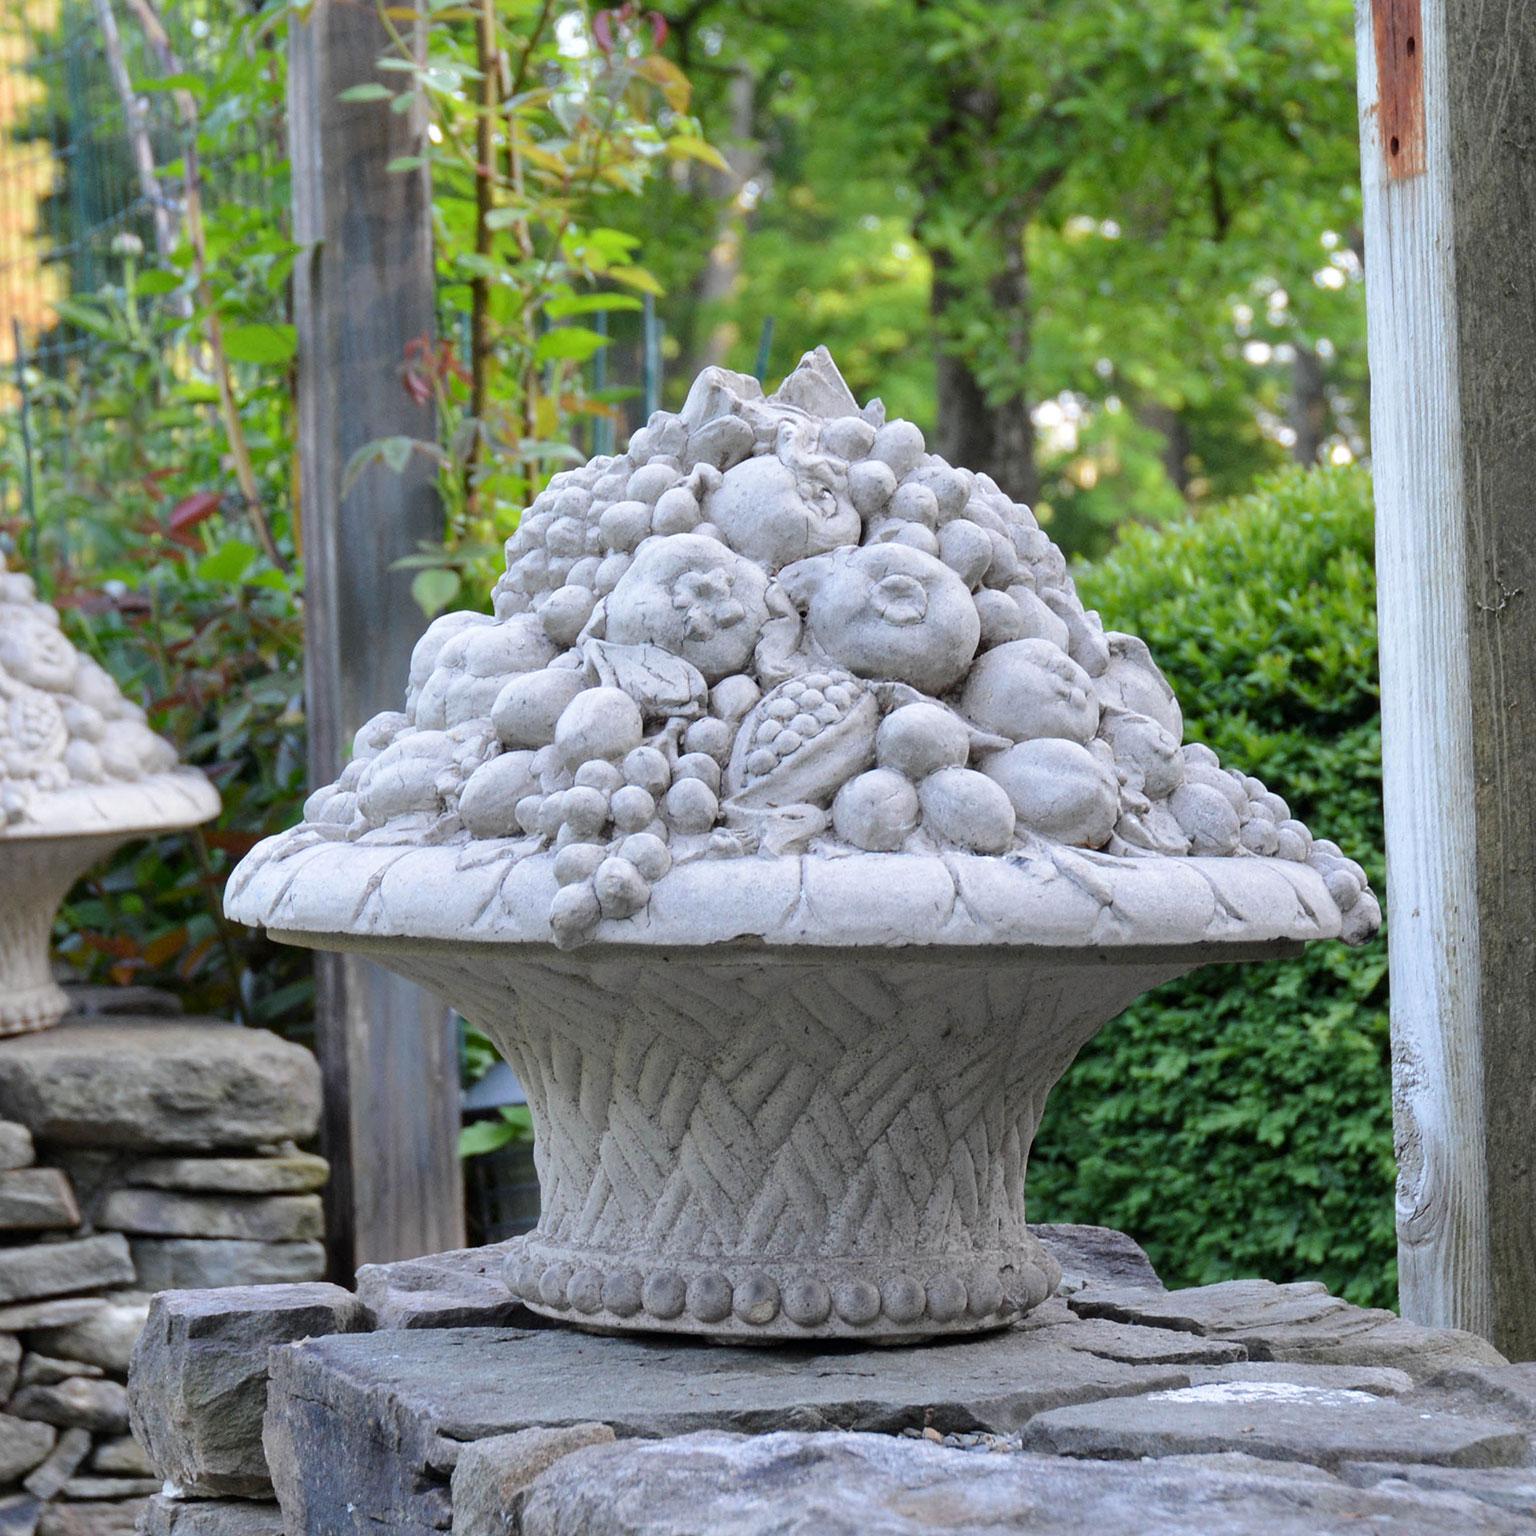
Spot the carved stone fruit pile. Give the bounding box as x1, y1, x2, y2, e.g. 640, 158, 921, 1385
0, 571, 180, 825
293, 348, 1379, 948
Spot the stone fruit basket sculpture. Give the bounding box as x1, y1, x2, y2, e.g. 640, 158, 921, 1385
227, 350, 1379, 1344
0, 570, 219, 1034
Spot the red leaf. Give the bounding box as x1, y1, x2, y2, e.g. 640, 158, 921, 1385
593, 9, 613, 54
168, 490, 224, 543
648, 10, 667, 48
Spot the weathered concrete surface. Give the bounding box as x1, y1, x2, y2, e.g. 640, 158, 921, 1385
1019, 1381, 1526, 1471
263, 1324, 1190, 1533
35, 1499, 148, 1536
0, 1020, 319, 1152
513, 1431, 1533, 1535
1070, 1279, 1506, 1380
451, 1425, 615, 1536
130, 1284, 367, 1499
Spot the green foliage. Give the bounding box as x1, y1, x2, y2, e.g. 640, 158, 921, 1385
1028, 466, 1395, 1307
459, 1106, 535, 1159
649, 0, 1367, 557
2, 4, 308, 1029
361, 1, 718, 613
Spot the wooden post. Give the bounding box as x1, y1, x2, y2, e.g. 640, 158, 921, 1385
289, 0, 465, 1272
1357, 0, 1536, 1356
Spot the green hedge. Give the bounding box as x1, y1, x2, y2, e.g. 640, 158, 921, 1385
1028, 466, 1395, 1308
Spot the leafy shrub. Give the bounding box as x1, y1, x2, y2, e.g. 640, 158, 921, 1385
1028, 466, 1395, 1308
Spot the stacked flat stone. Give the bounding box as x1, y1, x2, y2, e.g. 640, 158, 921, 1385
0, 1012, 324, 1536
124, 1230, 1536, 1535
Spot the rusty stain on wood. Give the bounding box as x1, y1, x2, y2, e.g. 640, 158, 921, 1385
1373, 0, 1426, 179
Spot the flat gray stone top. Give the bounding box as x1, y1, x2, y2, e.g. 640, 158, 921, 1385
515, 1430, 1534, 1536
0, 1017, 321, 1150
270, 1323, 1189, 1447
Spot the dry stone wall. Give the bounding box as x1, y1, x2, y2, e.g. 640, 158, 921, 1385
0, 1001, 324, 1536
122, 1227, 1536, 1536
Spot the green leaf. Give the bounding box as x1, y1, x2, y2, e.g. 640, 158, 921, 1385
386, 155, 426, 173
544, 292, 642, 319
534, 326, 609, 364
412, 567, 460, 618
338, 82, 392, 102
134, 269, 183, 296
196, 540, 258, 584
221, 323, 297, 365
459, 1118, 518, 1158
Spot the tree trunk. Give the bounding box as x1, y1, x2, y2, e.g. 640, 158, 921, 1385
678, 67, 762, 380
929, 225, 1037, 506
1136, 400, 1192, 496
1290, 343, 1329, 465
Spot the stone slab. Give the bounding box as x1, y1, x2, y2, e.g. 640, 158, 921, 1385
128, 1239, 324, 1292
1019, 1381, 1526, 1471
0, 1237, 134, 1306
36, 1501, 148, 1536
0, 1416, 56, 1484
1028, 1316, 1248, 1367
130, 1283, 368, 1499
0, 1019, 319, 1152
0, 1335, 19, 1399
1069, 1280, 1507, 1381
264, 1324, 1191, 1534
0, 1301, 104, 1333
512, 1430, 1534, 1535
140, 1498, 286, 1536
1340, 1462, 1536, 1517
0, 1125, 34, 1173
449, 1425, 616, 1536
1185, 1360, 1415, 1395
61, 985, 182, 1018
1034, 1223, 1163, 1295
21, 1428, 91, 1500
99, 1191, 321, 1243
88, 1437, 152, 1477
0, 1171, 79, 1233
18, 1357, 101, 1389
60, 1477, 160, 1498
355, 1242, 530, 1330
1406, 1361, 1536, 1429
32, 1297, 149, 1374
127, 1154, 328, 1197
11, 1378, 129, 1434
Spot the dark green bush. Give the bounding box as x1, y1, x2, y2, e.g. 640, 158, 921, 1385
1028, 466, 1395, 1308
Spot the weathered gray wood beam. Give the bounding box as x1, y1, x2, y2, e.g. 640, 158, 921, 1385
1356, 0, 1536, 1356
289, 0, 464, 1271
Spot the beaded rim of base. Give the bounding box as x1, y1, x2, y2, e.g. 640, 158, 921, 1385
0, 980, 69, 1038
502, 1236, 1061, 1343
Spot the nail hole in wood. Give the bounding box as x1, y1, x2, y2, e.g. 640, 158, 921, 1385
1390, 135, 1401, 156
1406, 35, 1416, 55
